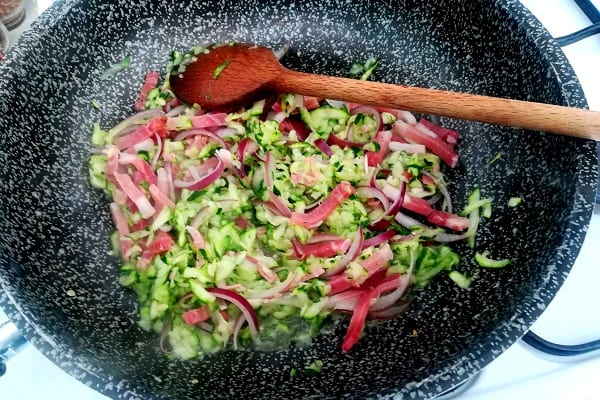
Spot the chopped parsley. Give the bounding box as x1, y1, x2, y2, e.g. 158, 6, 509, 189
213, 60, 231, 79
306, 360, 324, 374
487, 152, 503, 167
349, 57, 381, 81
100, 55, 131, 80
507, 197, 522, 207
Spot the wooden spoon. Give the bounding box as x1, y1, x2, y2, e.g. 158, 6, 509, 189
170, 43, 600, 140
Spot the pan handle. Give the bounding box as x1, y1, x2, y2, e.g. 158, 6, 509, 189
0, 320, 28, 377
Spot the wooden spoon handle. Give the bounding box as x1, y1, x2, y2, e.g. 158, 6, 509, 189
274, 69, 600, 140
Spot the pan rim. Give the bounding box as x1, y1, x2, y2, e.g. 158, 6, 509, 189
0, 0, 597, 399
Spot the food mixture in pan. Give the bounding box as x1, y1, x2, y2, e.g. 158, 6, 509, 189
89, 45, 510, 359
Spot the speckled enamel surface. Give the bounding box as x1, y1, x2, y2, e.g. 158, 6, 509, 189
0, 0, 597, 399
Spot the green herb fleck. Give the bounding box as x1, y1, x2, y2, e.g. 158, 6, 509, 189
306, 360, 324, 374
205, 94, 213, 100
91, 99, 101, 109
349, 57, 381, 81
507, 197, 522, 207
66, 289, 76, 297
213, 60, 231, 79
487, 152, 503, 167
190, 378, 199, 384
100, 55, 131, 80
290, 368, 297, 378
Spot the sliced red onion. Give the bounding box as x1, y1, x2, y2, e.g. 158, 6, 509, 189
368, 166, 381, 188
314, 138, 333, 157
267, 111, 287, 124
304, 197, 323, 211
185, 226, 206, 249
236, 138, 259, 177
165, 104, 187, 117
370, 273, 412, 312
113, 172, 155, 219
306, 233, 345, 244
187, 157, 219, 178
431, 232, 469, 243
378, 108, 417, 125
289, 182, 355, 229
173, 157, 224, 190
394, 212, 466, 242
352, 105, 382, 132
325, 99, 347, 109
323, 226, 364, 277
327, 133, 365, 148
291, 237, 304, 259
156, 168, 171, 201
215, 149, 238, 174
187, 164, 202, 181
395, 110, 417, 125
150, 133, 163, 169
215, 127, 239, 138
117, 124, 139, 138
216, 282, 247, 292
206, 288, 259, 338
362, 230, 395, 249
215, 199, 238, 207
246, 255, 278, 283
390, 233, 419, 243
113, 189, 128, 205
394, 212, 426, 230
427, 193, 443, 205
159, 319, 173, 354
264, 152, 274, 189
414, 122, 441, 139
149, 184, 175, 211
246, 269, 300, 300
178, 292, 195, 308
389, 142, 426, 154
163, 162, 176, 202
259, 201, 284, 217
385, 181, 406, 217
363, 156, 370, 179
438, 181, 453, 214
268, 191, 292, 218
174, 128, 227, 148
368, 302, 411, 320
232, 315, 247, 350
110, 202, 130, 236
110, 109, 165, 137
133, 138, 155, 152
356, 186, 390, 215
326, 289, 363, 311
302, 265, 326, 281
235, 216, 251, 229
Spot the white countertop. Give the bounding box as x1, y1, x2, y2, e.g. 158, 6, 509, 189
1, 0, 600, 399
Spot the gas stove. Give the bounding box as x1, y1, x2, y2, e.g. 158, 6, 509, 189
1, 0, 599, 399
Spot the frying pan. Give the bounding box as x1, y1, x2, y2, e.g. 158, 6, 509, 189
0, 0, 597, 399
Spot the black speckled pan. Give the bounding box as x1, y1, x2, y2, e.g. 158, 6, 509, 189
0, 0, 597, 399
